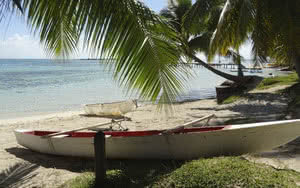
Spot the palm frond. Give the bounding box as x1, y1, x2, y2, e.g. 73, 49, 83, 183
209, 0, 254, 59
187, 33, 211, 53
0, 0, 23, 23
12, 0, 23, 13
23, 0, 79, 58
226, 49, 243, 63
263, 0, 300, 67
0, 162, 39, 188
183, 0, 223, 35
22, 0, 190, 105
160, 0, 192, 38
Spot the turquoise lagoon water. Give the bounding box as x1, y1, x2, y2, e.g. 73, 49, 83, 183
0, 59, 274, 119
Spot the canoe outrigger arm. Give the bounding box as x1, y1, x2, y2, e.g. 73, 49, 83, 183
41, 115, 215, 138
162, 114, 215, 134
41, 119, 126, 138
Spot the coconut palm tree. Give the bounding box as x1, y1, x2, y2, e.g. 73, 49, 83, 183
2, 0, 258, 106
161, 0, 248, 83
1, 0, 194, 105
187, 0, 300, 78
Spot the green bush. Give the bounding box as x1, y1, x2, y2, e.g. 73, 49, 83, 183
153, 157, 300, 188
60, 172, 95, 188
59, 170, 130, 188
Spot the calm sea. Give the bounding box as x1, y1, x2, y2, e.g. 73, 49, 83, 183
0, 59, 272, 119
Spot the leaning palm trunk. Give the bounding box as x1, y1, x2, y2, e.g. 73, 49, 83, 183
189, 53, 248, 83
293, 55, 300, 79
237, 62, 244, 77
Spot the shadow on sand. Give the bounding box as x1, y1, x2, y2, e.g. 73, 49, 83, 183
256, 137, 300, 159
6, 147, 95, 172
6, 147, 184, 186
191, 92, 288, 123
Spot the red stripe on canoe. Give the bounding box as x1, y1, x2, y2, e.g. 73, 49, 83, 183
24, 127, 225, 138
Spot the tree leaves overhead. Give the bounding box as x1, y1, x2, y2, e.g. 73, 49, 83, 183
23, 0, 79, 58
12, 0, 23, 13
193, 0, 300, 69
210, 0, 254, 57
160, 0, 192, 34
0, 0, 23, 23
265, 0, 300, 67
183, 0, 223, 35
21, 0, 190, 105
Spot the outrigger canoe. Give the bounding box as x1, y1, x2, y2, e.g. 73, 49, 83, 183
14, 119, 300, 160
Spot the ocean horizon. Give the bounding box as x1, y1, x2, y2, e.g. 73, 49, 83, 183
0, 58, 275, 120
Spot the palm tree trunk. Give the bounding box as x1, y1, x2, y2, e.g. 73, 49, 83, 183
189, 53, 248, 83
237, 62, 244, 77
294, 55, 300, 79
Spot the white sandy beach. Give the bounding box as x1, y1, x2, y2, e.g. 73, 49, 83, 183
0, 86, 300, 187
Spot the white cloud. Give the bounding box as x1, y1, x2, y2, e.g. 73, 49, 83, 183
0, 34, 90, 59
0, 34, 46, 58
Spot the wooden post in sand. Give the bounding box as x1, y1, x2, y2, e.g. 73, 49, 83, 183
94, 131, 106, 186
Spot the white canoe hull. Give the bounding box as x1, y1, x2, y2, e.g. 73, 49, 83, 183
83, 100, 137, 116
14, 119, 300, 160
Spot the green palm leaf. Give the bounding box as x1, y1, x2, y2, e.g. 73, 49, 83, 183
21, 0, 191, 106
0, 0, 23, 23
12, 0, 23, 13
210, 0, 254, 57
23, 0, 79, 58
183, 0, 223, 35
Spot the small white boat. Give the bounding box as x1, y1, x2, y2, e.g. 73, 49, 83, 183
83, 100, 138, 116
14, 119, 300, 159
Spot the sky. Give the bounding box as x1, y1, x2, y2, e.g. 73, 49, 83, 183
0, 0, 251, 59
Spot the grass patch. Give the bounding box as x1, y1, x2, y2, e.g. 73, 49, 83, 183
256, 72, 299, 90
60, 170, 130, 188
59, 160, 182, 188
60, 157, 300, 188
222, 95, 243, 104
61, 172, 95, 188
154, 157, 300, 188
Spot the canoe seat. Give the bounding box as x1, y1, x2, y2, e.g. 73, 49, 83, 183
52, 134, 69, 138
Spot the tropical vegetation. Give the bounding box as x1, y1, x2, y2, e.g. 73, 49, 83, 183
160, 0, 247, 83
1, 0, 190, 106
186, 0, 300, 77
1, 0, 299, 104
